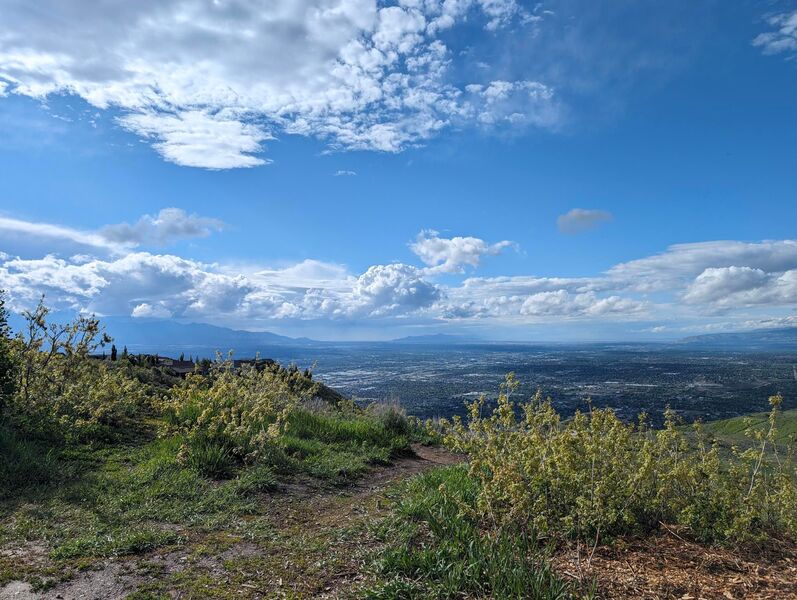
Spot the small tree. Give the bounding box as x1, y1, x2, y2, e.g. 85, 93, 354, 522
121, 346, 129, 359
179, 352, 185, 361
110, 344, 118, 361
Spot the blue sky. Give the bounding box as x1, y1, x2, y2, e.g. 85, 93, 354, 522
0, 0, 796, 340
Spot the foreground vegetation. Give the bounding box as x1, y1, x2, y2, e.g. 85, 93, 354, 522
364, 377, 797, 598
1, 292, 795, 598
0, 294, 421, 594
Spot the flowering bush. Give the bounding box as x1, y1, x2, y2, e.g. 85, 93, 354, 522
163, 356, 318, 475
7, 298, 145, 443
444, 373, 797, 543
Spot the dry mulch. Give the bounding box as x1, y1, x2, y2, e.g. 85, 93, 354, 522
553, 530, 797, 599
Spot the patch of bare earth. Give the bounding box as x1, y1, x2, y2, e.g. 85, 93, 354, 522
0, 445, 462, 600
251, 444, 463, 599
553, 531, 797, 599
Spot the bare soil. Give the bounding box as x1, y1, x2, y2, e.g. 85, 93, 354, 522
554, 530, 797, 599
0, 445, 461, 600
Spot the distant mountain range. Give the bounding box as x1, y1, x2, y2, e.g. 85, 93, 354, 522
100, 319, 483, 356
10, 312, 797, 355
99, 317, 319, 356
678, 327, 797, 349
389, 333, 482, 344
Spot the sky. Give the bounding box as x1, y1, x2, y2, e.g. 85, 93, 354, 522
0, 0, 796, 341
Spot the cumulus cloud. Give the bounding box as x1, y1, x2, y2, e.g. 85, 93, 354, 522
2, 212, 796, 331
0, 0, 558, 169
409, 229, 515, 274
607, 240, 797, 292
683, 267, 797, 311
753, 10, 797, 56
132, 302, 172, 319
557, 208, 613, 234
520, 290, 646, 317
682, 266, 770, 305
0, 252, 441, 323
101, 208, 226, 246
351, 263, 441, 316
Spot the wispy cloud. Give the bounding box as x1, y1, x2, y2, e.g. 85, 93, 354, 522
101, 208, 226, 247
557, 208, 613, 234
753, 10, 797, 56
334, 170, 357, 177
0, 208, 225, 258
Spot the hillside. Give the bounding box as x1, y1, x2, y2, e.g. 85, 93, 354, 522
679, 326, 797, 350
92, 317, 318, 357
700, 408, 797, 444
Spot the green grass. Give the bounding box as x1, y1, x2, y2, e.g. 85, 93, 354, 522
365, 465, 588, 600
0, 434, 275, 568
270, 408, 412, 482
0, 426, 60, 497
0, 405, 416, 591
286, 408, 411, 452
700, 409, 797, 445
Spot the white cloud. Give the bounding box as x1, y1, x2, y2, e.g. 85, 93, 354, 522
682, 266, 770, 305
753, 10, 797, 56
119, 111, 272, 169
607, 240, 797, 292
0, 215, 120, 257
0, 252, 440, 322
2, 213, 796, 332
520, 290, 646, 317
101, 208, 226, 246
131, 302, 172, 319
334, 170, 357, 176
557, 208, 613, 234
350, 263, 441, 316
409, 229, 515, 274
0, 0, 558, 169
465, 80, 560, 128
0, 209, 225, 259
683, 267, 797, 311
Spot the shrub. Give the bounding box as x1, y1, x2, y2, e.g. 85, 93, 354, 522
164, 356, 317, 473
444, 374, 797, 544
6, 298, 146, 443
366, 401, 411, 437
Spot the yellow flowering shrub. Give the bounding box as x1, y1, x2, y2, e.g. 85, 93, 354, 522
164, 356, 318, 472
8, 299, 145, 443
444, 373, 797, 543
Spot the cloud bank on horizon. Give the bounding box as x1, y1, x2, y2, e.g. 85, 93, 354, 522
0, 211, 795, 339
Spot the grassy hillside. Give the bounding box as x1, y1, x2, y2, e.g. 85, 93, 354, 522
700, 408, 797, 445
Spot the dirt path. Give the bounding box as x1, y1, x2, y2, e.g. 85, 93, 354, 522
0, 445, 462, 600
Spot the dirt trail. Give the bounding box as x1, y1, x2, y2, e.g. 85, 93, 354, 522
0, 445, 462, 600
